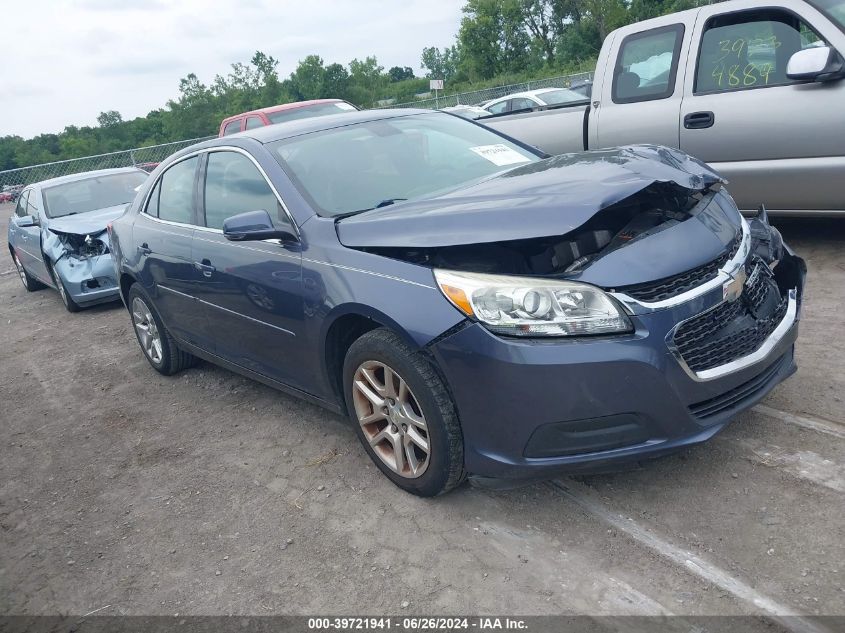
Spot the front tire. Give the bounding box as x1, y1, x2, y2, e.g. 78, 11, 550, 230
127, 284, 196, 375
46, 261, 80, 312
11, 250, 45, 292
343, 328, 465, 496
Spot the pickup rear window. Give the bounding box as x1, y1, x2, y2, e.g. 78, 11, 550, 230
612, 24, 685, 104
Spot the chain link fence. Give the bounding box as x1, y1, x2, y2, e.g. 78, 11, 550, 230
0, 136, 213, 194
386, 71, 593, 110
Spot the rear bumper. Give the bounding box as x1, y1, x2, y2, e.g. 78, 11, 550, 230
54, 254, 120, 306
429, 287, 800, 480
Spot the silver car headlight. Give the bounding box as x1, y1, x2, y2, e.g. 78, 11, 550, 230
434, 269, 633, 337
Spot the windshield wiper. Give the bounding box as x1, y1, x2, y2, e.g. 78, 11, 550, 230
375, 197, 407, 208
334, 198, 409, 219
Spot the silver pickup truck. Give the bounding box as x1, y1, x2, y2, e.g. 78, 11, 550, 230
482, 0, 845, 215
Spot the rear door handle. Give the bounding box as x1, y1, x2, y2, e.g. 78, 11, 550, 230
138, 243, 152, 255
194, 260, 216, 278
684, 111, 715, 129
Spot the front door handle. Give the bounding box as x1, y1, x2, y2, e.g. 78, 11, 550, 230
194, 260, 216, 278
684, 111, 715, 129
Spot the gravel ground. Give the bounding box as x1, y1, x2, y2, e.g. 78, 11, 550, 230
0, 202, 842, 619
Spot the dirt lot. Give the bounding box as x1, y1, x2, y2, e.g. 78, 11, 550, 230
0, 201, 843, 621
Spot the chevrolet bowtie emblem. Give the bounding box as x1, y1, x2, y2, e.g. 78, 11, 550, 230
723, 267, 747, 303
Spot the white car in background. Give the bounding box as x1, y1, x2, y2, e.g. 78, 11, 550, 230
481, 88, 588, 115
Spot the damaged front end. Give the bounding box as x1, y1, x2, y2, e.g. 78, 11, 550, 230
338, 144, 805, 377
43, 227, 120, 305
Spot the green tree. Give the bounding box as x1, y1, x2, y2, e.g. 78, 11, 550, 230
288, 55, 326, 100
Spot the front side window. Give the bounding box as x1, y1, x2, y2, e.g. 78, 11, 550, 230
613, 24, 684, 103
485, 100, 510, 114
43, 171, 147, 218
157, 157, 198, 225
270, 112, 539, 217
15, 190, 30, 218
203, 152, 282, 230
696, 10, 825, 93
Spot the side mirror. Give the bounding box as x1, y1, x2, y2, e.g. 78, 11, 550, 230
222, 209, 297, 242
17, 214, 39, 228
787, 46, 845, 82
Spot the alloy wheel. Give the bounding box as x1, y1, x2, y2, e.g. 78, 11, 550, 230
132, 297, 163, 364
13, 253, 28, 289
352, 360, 430, 478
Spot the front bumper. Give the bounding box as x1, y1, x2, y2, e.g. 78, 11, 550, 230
428, 256, 804, 480
54, 254, 120, 306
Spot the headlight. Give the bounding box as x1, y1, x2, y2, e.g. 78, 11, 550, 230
434, 269, 633, 337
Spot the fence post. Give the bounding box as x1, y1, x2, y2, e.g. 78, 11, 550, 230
130, 150, 137, 167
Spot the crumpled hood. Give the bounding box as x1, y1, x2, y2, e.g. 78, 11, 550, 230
336, 145, 725, 248
47, 204, 129, 236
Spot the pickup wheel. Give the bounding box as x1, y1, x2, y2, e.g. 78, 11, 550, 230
343, 328, 466, 497
127, 284, 196, 375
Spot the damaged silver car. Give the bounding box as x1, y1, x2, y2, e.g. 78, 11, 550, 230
7, 168, 148, 312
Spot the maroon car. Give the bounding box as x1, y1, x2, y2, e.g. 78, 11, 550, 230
218, 99, 358, 137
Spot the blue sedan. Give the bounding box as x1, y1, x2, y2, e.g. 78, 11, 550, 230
109, 109, 805, 496
8, 168, 148, 311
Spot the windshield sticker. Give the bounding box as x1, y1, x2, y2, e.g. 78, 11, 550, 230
469, 144, 531, 166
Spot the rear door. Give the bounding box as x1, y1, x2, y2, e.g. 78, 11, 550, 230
594, 21, 688, 148
132, 155, 206, 345
679, 1, 845, 212
190, 148, 305, 388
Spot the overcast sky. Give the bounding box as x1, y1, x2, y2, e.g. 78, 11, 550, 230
1, 0, 464, 139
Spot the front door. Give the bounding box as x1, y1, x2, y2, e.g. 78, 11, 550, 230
190, 149, 305, 388
679, 3, 845, 212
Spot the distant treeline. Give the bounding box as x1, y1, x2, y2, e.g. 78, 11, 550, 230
0, 0, 716, 171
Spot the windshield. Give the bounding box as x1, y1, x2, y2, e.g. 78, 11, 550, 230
43, 171, 147, 218
537, 88, 588, 105
266, 102, 357, 125
270, 112, 539, 217
809, 0, 845, 30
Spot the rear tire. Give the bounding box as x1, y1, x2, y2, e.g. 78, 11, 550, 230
11, 250, 45, 291
343, 328, 465, 497
127, 284, 196, 375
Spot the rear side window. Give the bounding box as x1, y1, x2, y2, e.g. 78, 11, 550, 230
157, 157, 198, 225
222, 120, 242, 136
245, 117, 264, 130
203, 151, 284, 230
612, 24, 685, 103
695, 9, 825, 93
510, 98, 536, 111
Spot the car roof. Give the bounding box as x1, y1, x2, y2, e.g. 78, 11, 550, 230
28, 167, 146, 190
214, 108, 436, 144
221, 99, 348, 123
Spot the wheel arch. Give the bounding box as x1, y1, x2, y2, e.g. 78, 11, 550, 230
320, 304, 425, 412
